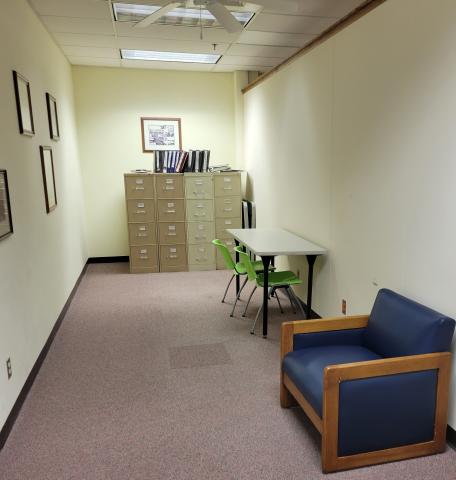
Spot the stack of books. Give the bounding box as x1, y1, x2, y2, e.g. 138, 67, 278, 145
154, 150, 211, 173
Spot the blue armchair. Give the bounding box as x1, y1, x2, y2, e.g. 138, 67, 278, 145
280, 289, 455, 472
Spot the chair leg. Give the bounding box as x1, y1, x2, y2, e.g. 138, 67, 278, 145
222, 274, 235, 303
230, 276, 248, 317
273, 287, 284, 313
250, 304, 263, 334
290, 288, 306, 318
242, 285, 257, 317
285, 287, 296, 314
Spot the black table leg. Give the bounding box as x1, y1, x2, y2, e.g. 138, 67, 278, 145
306, 255, 317, 319
235, 239, 240, 294
261, 256, 273, 337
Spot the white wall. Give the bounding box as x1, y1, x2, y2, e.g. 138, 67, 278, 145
243, 0, 456, 428
0, 0, 87, 430
73, 67, 237, 257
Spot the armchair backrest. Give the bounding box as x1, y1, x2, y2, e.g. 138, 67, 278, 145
364, 289, 455, 358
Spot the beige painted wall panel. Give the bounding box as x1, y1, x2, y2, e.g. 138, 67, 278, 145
73, 67, 236, 257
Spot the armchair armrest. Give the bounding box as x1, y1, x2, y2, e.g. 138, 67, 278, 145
322, 352, 452, 472
281, 315, 369, 361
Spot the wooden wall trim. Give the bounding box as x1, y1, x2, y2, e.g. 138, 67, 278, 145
242, 0, 388, 95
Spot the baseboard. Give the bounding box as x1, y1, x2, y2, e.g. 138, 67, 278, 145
87, 256, 128, 264
448, 426, 456, 450
0, 263, 88, 450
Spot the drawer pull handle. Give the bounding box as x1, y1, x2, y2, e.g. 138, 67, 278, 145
196, 204, 204, 208
168, 255, 178, 259
135, 187, 145, 191
195, 235, 207, 240
139, 256, 149, 260
194, 212, 206, 217
195, 181, 204, 185
136, 210, 146, 214
167, 232, 176, 236
164, 186, 175, 190
136, 233, 148, 237
193, 191, 205, 196
166, 210, 176, 213
223, 186, 233, 190
223, 208, 233, 212
196, 257, 208, 262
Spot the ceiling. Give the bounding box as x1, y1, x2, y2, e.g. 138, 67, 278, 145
28, 0, 368, 73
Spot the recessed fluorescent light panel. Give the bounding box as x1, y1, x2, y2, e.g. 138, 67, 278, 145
121, 49, 221, 64
113, 2, 255, 28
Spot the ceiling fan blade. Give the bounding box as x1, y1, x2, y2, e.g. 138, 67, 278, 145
206, 2, 243, 34
252, 0, 298, 14
134, 2, 181, 28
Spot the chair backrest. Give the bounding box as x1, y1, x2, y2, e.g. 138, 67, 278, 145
212, 239, 236, 270
364, 289, 455, 358
234, 246, 257, 282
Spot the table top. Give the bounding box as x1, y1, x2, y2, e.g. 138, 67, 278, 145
226, 228, 327, 257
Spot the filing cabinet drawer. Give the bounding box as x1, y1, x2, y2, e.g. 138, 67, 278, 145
127, 199, 155, 223
130, 266, 159, 274
214, 174, 241, 197
186, 199, 214, 222
216, 217, 242, 237
128, 223, 157, 246
187, 222, 215, 244
160, 244, 187, 267
124, 175, 154, 199
215, 196, 241, 218
160, 264, 188, 273
158, 222, 186, 244
188, 243, 215, 266
130, 245, 158, 268
185, 175, 213, 200
156, 175, 184, 198
157, 199, 185, 222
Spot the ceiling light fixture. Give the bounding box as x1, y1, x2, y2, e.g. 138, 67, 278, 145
120, 49, 221, 64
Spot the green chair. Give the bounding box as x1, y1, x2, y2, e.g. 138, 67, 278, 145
212, 239, 274, 317
235, 246, 305, 334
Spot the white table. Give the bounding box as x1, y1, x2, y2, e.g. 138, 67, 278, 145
227, 228, 327, 337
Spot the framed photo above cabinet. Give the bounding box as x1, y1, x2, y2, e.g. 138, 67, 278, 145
141, 117, 182, 152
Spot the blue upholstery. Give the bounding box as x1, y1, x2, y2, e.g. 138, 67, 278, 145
338, 370, 437, 456
293, 328, 365, 350
283, 345, 381, 416
364, 289, 455, 357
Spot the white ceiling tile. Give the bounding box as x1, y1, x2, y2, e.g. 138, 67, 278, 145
118, 37, 229, 55
120, 59, 214, 71
212, 64, 272, 73
218, 55, 281, 67
293, 0, 367, 18
54, 33, 118, 48
40, 16, 114, 35
247, 13, 335, 34
236, 30, 317, 48
62, 46, 120, 59
68, 56, 121, 67
29, 0, 112, 20
226, 43, 298, 58
115, 22, 240, 43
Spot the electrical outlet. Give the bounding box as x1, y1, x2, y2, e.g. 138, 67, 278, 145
342, 299, 347, 315
6, 358, 12, 380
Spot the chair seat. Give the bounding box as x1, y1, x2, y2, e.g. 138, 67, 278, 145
257, 270, 301, 287
283, 345, 382, 417
235, 260, 274, 275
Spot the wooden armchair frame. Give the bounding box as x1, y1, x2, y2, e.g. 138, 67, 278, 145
280, 316, 452, 473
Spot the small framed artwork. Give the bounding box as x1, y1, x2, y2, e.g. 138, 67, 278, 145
39, 146, 57, 213
141, 117, 182, 153
46, 93, 60, 140
12, 70, 35, 136
0, 170, 13, 241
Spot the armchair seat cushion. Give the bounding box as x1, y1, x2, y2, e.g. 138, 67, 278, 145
283, 345, 382, 417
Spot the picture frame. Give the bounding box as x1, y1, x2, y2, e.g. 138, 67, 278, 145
46, 93, 60, 140
12, 70, 35, 136
0, 170, 13, 241
141, 117, 182, 153
39, 146, 58, 213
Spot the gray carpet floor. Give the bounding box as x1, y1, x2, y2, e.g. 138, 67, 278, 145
0, 263, 455, 479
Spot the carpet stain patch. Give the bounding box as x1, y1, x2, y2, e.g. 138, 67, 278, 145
169, 343, 232, 369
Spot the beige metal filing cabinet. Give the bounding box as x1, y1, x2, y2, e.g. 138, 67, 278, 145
214, 172, 242, 269
156, 174, 187, 272
124, 173, 158, 273
185, 173, 215, 271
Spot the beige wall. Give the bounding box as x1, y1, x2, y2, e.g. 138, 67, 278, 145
0, 1, 87, 429
73, 67, 237, 257
243, 0, 456, 427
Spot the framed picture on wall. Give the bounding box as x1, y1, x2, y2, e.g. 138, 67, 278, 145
141, 117, 182, 153
12, 70, 35, 136
0, 170, 13, 241
39, 146, 57, 213
46, 93, 60, 140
